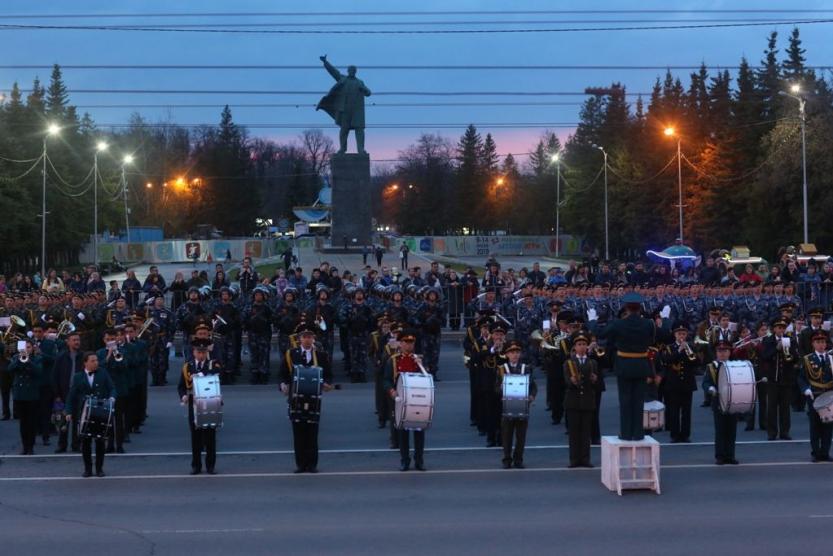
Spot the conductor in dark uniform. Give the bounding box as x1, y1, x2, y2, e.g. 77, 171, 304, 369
279, 322, 334, 474
178, 338, 222, 475
564, 331, 598, 468
588, 292, 672, 440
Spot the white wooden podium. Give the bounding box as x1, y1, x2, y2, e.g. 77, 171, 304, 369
601, 436, 660, 495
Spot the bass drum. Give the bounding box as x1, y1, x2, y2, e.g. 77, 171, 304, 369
718, 360, 757, 415
193, 374, 223, 429
395, 372, 434, 431
813, 391, 833, 424
79, 396, 113, 439
290, 365, 323, 423
502, 374, 530, 419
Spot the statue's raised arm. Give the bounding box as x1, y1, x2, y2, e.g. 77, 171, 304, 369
320, 55, 343, 82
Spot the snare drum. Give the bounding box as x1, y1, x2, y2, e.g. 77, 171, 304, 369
813, 391, 833, 424
192, 374, 223, 429
718, 360, 757, 414
290, 365, 323, 423
79, 396, 113, 439
502, 374, 531, 419
643, 400, 665, 431
395, 372, 434, 430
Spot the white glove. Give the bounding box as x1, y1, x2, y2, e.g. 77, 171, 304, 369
805, 389, 814, 400
180, 395, 188, 405
395, 396, 402, 402
166, 342, 173, 349
77, 312, 85, 321
586, 308, 598, 322
660, 305, 672, 319
27, 331, 33, 338
781, 337, 791, 349
280, 383, 289, 394
197, 372, 204, 378
708, 386, 716, 394
108, 397, 116, 404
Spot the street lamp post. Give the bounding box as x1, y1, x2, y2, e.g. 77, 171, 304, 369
93, 141, 108, 268
41, 123, 60, 278
550, 152, 561, 257
779, 85, 809, 244
122, 155, 134, 243
664, 127, 684, 242
591, 144, 609, 260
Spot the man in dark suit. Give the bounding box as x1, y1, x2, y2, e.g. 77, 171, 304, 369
279, 322, 334, 474
66, 352, 116, 477
588, 292, 672, 440
762, 318, 800, 440
52, 331, 85, 453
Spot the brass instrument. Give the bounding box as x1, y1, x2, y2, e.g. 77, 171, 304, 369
56, 319, 76, 337
114, 349, 124, 362
18, 343, 29, 364
531, 329, 560, 351
2, 315, 26, 343
136, 317, 156, 339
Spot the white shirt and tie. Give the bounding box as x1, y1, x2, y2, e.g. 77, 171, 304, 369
302, 348, 313, 364
86, 371, 95, 387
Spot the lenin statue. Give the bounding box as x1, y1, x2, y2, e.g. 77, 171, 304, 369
316, 55, 372, 155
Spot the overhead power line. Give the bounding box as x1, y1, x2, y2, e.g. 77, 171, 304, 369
4, 64, 833, 71
12, 88, 654, 96
3, 10, 833, 19
1, 19, 832, 35
68, 102, 587, 109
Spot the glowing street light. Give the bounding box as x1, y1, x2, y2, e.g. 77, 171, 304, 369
93, 140, 109, 267
779, 84, 809, 243
591, 143, 609, 260
121, 154, 134, 243
146, 182, 153, 189
550, 151, 562, 257
41, 124, 61, 276
664, 126, 684, 242
496, 177, 505, 186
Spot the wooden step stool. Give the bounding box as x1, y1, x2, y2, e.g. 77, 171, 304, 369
601, 436, 660, 495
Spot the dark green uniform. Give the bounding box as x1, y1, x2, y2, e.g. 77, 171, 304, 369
703, 361, 738, 463
591, 312, 671, 440
9, 354, 43, 453
798, 352, 833, 461
564, 355, 597, 467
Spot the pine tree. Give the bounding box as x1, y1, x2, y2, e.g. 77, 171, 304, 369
782, 27, 808, 83
46, 64, 69, 119
455, 125, 484, 233
757, 31, 781, 118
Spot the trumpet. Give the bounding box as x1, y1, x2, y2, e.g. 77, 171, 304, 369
680, 341, 697, 361
136, 317, 156, 339
531, 329, 560, 350
18, 346, 29, 364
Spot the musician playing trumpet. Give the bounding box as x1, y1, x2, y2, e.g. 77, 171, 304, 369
659, 324, 699, 443
470, 322, 509, 448
8, 338, 42, 455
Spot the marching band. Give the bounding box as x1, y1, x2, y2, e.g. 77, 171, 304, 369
1, 262, 833, 478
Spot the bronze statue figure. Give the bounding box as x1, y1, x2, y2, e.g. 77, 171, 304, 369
316, 55, 372, 155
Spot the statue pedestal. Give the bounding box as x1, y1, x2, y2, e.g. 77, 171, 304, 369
330, 152, 372, 247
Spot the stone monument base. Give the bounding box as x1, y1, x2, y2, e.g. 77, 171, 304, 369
330, 152, 371, 247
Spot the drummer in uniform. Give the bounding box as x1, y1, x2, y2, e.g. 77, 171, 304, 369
383, 328, 428, 471
703, 340, 740, 465
564, 331, 598, 468
178, 338, 222, 475
496, 340, 536, 469
798, 330, 833, 462
279, 322, 334, 473
65, 351, 116, 477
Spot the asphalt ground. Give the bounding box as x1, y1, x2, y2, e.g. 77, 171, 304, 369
2, 340, 831, 555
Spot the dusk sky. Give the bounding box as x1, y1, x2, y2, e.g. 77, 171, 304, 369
3, 1, 832, 172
